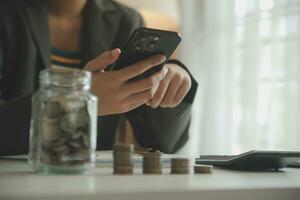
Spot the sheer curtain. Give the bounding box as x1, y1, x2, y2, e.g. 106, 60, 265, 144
179, 0, 300, 155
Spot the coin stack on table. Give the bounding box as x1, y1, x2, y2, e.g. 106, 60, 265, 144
113, 144, 134, 174
142, 151, 162, 174
194, 164, 213, 174
41, 97, 91, 166
171, 158, 190, 174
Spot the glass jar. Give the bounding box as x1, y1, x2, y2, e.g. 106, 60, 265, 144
28, 68, 98, 174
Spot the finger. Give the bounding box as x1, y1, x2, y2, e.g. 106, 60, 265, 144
125, 101, 147, 112
118, 54, 166, 81
125, 88, 156, 107
84, 48, 121, 72
172, 79, 192, 107
124, 67, 168, 95
148, 71, 172, 108
160, 77, 182, 108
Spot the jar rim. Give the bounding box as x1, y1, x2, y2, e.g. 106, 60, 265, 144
40, 68, 91, 89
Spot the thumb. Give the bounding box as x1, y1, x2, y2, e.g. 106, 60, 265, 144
84, 48, 121, 72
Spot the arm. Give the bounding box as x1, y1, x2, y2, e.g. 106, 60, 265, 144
121, 14, 198, 153
126, 66, 198, 154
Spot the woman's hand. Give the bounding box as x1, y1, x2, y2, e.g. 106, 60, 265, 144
146, 63, 192, 108
84, 49, 167, 116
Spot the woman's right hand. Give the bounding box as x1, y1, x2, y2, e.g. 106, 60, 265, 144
84, 48, 167, 116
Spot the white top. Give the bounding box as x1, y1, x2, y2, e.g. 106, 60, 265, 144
0, 158, 300, 200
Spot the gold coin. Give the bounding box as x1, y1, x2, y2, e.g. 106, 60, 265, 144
194, 164, 213, 174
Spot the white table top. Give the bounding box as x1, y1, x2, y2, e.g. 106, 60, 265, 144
0, 159, 300, 200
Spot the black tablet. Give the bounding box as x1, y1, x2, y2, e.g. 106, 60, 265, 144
195, 150, 300, 171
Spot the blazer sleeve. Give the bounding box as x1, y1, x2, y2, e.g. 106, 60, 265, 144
0, 95, 32, 156
123, 13, 198, 154
0, 7, 31, 156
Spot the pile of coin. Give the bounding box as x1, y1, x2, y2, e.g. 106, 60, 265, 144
40, 96, 91, 166
142, 150, 162, 174
171, 158, 190, 174
113, 144, 134, 174
194, 164, 213, 174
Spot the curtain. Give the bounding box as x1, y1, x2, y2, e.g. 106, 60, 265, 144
179, 0, 300, 155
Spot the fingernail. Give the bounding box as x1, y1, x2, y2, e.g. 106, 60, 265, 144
110, 48, 121, 56
163, 67, 168, 76
160, 103, 166, 108
154, 55, 166, 64
160, 55, 166, 62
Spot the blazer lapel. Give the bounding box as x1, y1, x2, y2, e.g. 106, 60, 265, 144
81, 0, 121, 65
24, 1, 51, 69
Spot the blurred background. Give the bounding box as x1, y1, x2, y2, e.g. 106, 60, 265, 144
116, 0, 300, 156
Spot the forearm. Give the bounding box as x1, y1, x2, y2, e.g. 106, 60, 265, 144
126, 58, 198, 153
146, 103, 192, 153
126, 102, 191, 154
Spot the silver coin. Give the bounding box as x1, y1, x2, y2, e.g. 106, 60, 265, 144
44, 99, 63, 119
68, 139, 83, 149
52, 144, 69, 153
81, 134, 90, 148
60, 112, 87, 133
42, 117, 61, 142
71, 129, 84, 139
60, 97, 86, 112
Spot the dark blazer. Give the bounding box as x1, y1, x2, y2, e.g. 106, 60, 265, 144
0, 0, 198, 155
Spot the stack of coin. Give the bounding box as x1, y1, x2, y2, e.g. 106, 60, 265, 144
142, 150, 162, 174
171, 158, 190, 174
40, 97, 91, 166
194, 164, 213, 174
113, 144, 134, 174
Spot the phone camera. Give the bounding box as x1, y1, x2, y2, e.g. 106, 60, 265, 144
139, 37, 147, 42
146, 41, 158, 50
154, 36, 160, 41
133, 43, 143, 53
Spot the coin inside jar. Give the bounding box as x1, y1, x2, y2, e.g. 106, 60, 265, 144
60, 112, 88, 133
42, 117, 62, 142
60, 97, 86, 112
44, 98, 64, 119
41, 97, 91, 167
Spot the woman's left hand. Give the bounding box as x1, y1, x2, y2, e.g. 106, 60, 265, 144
146, 63, 192, 108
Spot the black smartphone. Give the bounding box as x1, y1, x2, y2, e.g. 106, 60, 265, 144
112, 27, 182, 80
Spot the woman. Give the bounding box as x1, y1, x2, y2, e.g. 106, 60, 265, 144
0, 0, 198, 155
